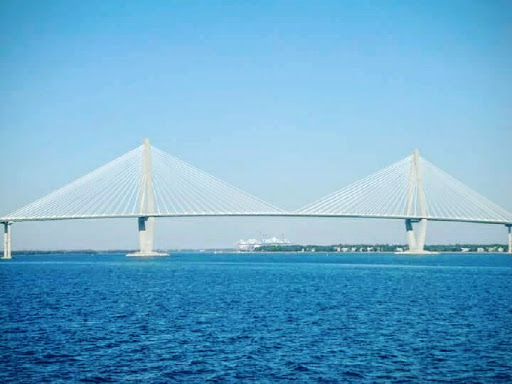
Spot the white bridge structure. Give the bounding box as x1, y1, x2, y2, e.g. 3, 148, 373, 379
2, 139, 511, 259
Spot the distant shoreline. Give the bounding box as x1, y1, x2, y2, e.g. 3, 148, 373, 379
8, 249, 510, 255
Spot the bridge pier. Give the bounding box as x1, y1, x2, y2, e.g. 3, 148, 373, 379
416, 219, 427, 250
127, 216, 167, 257
507, 225, 512, 254
2, 222, 12, 260
401, 218, 435, 254
405, 219, 417, 251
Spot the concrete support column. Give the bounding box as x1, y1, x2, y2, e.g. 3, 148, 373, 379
402, 218, 434, 254
138, 216, 154, 254
507, 225, 512, 254
3, 222, 12, 260
405, 219, 417, 252
416, 219, 428, 251
127, 216, 167, 256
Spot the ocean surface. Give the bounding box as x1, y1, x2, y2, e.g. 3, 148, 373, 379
1, 252, 511, 383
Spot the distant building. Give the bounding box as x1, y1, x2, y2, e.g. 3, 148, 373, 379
477, 247, 485, 253
235, 236, 292, 252
260, 236, 292, 247
236, 239, 261, 252
461, 247, 470, 252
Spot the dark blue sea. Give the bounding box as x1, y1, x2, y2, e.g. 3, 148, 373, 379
1, 253, 511, 383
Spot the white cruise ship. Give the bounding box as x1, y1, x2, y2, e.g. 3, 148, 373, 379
235, 236, 292, 252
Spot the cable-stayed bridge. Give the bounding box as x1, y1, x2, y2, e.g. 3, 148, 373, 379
2, 139, 511, 258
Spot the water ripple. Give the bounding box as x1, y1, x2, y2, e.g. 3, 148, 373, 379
1, 253, 511, 382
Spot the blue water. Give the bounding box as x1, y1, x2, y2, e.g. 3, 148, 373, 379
1, 253, 512, 383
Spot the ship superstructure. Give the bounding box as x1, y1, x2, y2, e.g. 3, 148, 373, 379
235, 236, 292, 251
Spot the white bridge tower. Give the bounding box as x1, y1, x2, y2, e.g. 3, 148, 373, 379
126, 139, 168, 257
403, 149, 436, 254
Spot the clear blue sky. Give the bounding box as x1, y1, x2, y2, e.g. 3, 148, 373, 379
1, 0, 511, 249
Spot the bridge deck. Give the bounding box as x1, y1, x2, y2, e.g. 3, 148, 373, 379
1, 213, 511, 226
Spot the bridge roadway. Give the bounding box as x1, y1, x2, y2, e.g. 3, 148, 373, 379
3, 213, 512, 260
2, 212, 512, 226
2, 213, 511, 258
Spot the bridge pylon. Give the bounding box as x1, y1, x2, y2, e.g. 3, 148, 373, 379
2, 222, 12, 260
401, 149, 436, 255
126, 139, 168, 257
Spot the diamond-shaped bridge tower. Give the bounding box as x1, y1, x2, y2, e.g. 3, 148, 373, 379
1, 138, 284, 258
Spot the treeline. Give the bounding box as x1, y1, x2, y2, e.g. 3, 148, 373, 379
12, 249, 133, 255
254, 243, 508, 253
